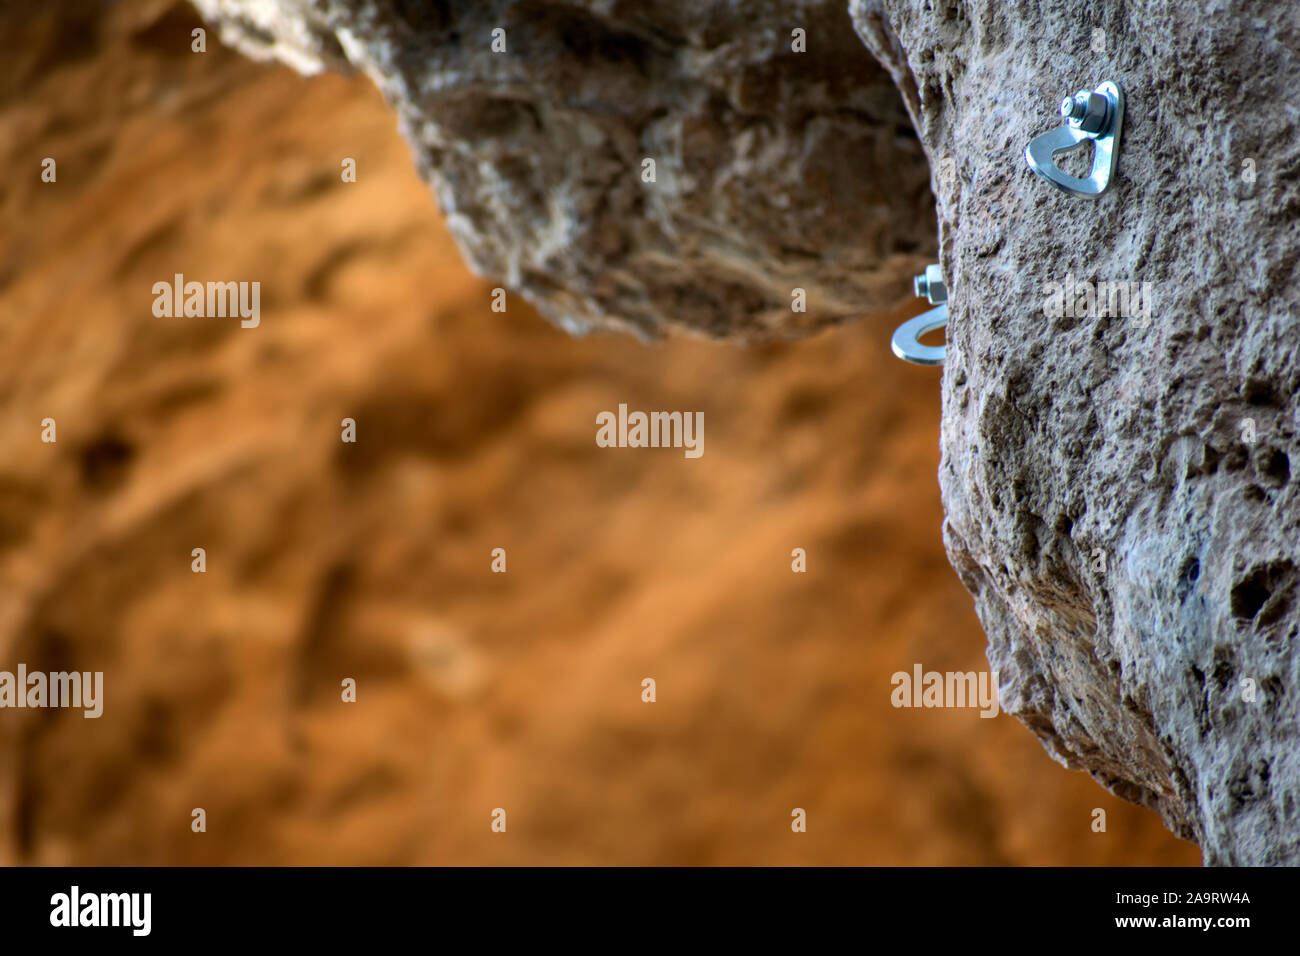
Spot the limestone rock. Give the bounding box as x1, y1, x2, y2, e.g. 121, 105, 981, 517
852, 0, 1300, 864
192, 0, 936, 339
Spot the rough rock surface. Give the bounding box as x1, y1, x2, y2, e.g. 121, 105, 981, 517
192, 0, 937, 339
852, 0, 1300, 864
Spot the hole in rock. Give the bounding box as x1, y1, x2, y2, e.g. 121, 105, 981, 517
1231, 560, 1297, 626
78, 434, 136, 492
1257, 447, 1290, 487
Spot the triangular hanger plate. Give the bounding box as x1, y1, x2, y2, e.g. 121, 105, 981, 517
1025, 81, 1124, 199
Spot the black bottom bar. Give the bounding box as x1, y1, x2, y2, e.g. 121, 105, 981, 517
0, 865, 1291, 943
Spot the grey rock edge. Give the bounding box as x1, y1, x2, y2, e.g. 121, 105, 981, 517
191, 0, 936, 339
192, 0, 1300, 864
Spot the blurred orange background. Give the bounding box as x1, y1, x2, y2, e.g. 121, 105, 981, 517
0, 0, 1198, 865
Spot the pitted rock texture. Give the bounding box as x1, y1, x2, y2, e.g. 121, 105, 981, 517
192, 0, 936, 339
853, 0, 1300, 863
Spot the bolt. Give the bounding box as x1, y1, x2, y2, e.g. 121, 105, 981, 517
1060, 89, 1111, 134
1060, 94, 1087, 122
914, 273, 930, 299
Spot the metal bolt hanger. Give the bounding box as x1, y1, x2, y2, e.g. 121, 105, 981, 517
892, 263, 947, 365
1025, 80, 1124, 199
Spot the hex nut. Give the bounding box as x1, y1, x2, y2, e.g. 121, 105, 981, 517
1074, 90, 1111, 134
914, 263, 947, 304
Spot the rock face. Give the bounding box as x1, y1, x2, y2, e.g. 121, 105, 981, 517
852, 0, 1300, 864
192, 0, 936, 339
189, 0, 1300, 863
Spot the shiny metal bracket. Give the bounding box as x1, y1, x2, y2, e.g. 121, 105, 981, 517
1025, 80, 1124, 199
891, 263, 947, 366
